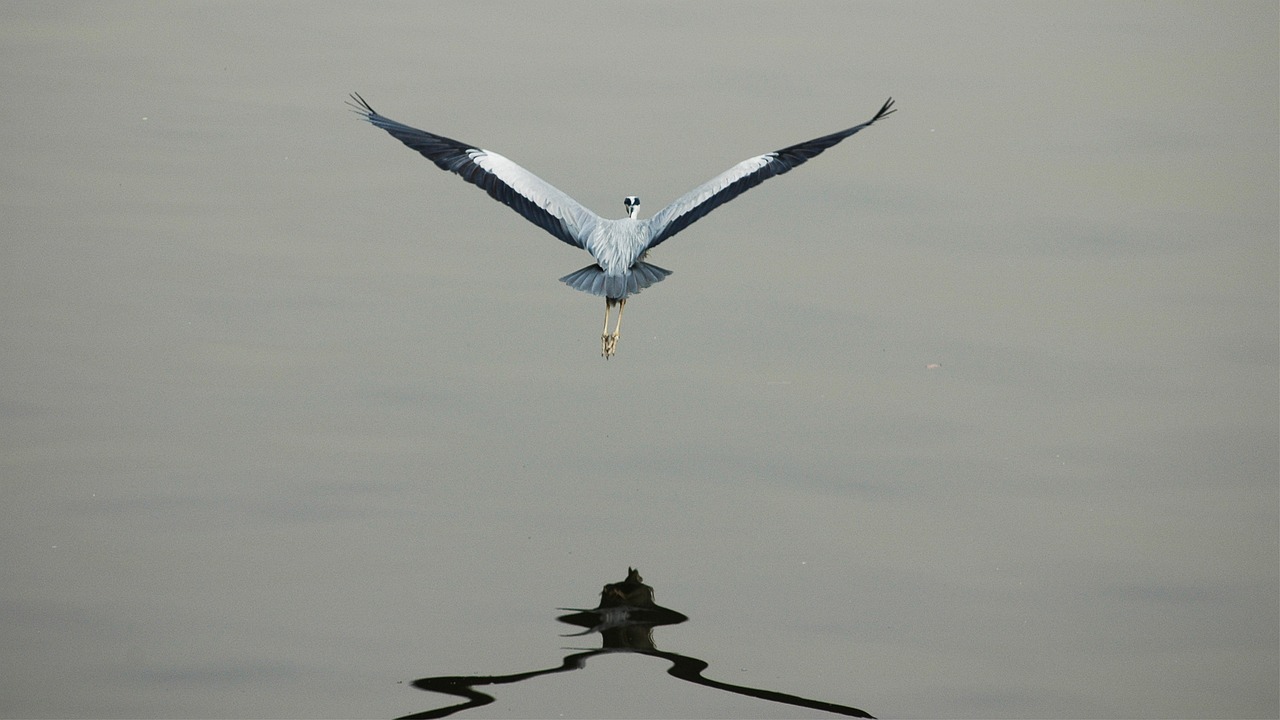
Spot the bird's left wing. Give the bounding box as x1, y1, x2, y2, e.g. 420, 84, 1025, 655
349, 93, 598, 249
644, 98, 895, 250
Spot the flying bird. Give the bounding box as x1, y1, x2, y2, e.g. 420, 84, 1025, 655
348, 93, 894, 358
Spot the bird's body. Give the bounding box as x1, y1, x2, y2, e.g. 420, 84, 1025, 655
585, 219, 642, 272
574, 216, 663, 297
348, 93, 894, 357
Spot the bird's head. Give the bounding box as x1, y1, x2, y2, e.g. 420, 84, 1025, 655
623, 196, 640, 219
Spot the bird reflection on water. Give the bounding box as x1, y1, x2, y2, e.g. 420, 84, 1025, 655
396, 568, 875, 719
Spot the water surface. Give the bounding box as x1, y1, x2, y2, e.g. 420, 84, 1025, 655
2, 2, 1277, 718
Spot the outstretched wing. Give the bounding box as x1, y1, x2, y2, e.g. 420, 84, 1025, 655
644, 97, 895, 250
348, 93, 599, 249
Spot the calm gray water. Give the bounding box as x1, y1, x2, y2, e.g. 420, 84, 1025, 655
3, 2, 1277, 718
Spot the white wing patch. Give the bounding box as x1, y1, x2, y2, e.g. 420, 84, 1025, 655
470, 150, 598, 244
646, 154, 775, 239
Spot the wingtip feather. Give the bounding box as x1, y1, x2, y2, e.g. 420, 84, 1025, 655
875, 97, 896, 121
346, 92, 376, 119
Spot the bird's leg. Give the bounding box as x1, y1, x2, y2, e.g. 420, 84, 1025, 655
602, 298, 625, 359
602, 301, 614, 358
612, 298, 626, 346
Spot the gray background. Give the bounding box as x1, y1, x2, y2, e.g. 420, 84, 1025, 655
3, 2, 1277, 718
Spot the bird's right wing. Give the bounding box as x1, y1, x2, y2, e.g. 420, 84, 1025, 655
349, 93, 598, 249
644, 98, 895, 250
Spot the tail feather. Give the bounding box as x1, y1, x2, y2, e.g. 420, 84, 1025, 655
560, 262, 672, 299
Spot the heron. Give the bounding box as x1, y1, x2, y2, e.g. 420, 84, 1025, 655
348, 93, 894, 358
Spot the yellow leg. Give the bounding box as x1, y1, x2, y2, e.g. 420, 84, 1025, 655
602, 301, 613, 357
613, 299, 626, 340
602, 298, 624, 359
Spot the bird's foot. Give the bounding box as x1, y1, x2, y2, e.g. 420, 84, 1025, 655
602, 332, 619, 359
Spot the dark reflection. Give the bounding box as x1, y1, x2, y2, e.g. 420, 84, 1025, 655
397, 568, 875, 719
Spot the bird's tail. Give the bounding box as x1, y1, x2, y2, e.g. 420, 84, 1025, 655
559, 262, 672, 300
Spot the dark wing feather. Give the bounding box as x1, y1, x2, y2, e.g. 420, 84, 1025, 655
348, 93, 597, 249
645, 97, 895, 250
